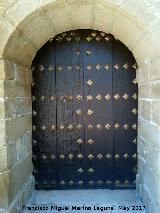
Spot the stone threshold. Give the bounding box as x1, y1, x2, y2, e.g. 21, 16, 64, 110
23, 189, 146, 213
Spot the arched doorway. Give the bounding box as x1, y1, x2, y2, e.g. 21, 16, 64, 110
32, 29, 138, 190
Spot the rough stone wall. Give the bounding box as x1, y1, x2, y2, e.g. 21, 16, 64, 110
0, 59, 34, 212
0, 0, 160, 212
137, 66, 160, 212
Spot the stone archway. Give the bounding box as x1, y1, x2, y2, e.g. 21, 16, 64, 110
0, 1, 160, 213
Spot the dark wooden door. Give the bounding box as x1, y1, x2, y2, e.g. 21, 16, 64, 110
32, 30, 138, 189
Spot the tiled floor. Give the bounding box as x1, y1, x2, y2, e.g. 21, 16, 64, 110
23, 189, 146, 213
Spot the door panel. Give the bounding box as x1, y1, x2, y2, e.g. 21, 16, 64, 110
82, 31, 114, 188
112, 40, 138, 187
32, 42, 58, 189
32, 30, 138, 189
55, 34, 85, 188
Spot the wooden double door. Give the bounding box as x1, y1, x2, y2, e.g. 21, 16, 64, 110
32, 30, 138, 189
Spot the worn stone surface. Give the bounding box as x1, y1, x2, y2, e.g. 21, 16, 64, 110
151, 100, 160, 125
0, 114, 32, 142
0, 59, 31, 83
43, 1, 72, 35
138, 118, 160, 151
150, 81, 160, 98
0, 132, 32, 172
148, 58, 160, 81
40, 0, 57, 6
112, 12, 145, 51
150, 201, 160, 213
0, 114, 32, 149
14, 63, 27, 83
94, 1, 117, 33
138, 81, 160, 99
136, 67, 149, 84
120, 0, 160, 29
147, 145, 160, 178
11, 152, 33, 201
138, 100, 152, 121
3, 29, 37, 67
8, 175, 35, 213
141, 184, 151, 213
0, 80, 31, 98
137, 136, 148, 161
0, 144, 16, 173
137, 157, 146, 197
0, 97, 32, 119
67, 0, 92, 29
133, 33, 160, 67
0, 170, 10, 208
23, 189, 146, 213
0, 152, 33, 209
0, 133, 32, 172
138, 83, 152, 99
0, 59, 15, 80
0, 18, 15, 57
3, 0, 41, 28
18, 10, 56, 49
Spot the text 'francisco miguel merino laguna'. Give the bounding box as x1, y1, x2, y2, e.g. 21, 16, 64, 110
23, 205, 114, 211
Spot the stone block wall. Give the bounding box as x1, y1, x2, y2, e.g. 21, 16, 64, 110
136, 59, 160, 213
0, 59, 34, 213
